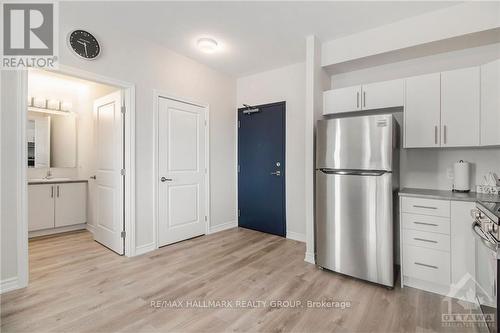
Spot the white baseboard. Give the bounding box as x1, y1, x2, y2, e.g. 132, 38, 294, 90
1, 276, 20, 294
135, 242, 156, 256
29, 224, 86, 238
304, 252, 315, 264
86, 223, 96, 234
208, 220, 237, 234
286, 231, 305, 242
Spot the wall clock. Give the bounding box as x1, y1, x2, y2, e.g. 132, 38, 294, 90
68, 30, 101, 60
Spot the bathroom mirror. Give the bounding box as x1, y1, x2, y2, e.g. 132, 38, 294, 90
27, 112, 77, 168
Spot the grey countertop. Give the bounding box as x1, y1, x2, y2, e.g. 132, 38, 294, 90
399, 187, 500, 203
28, 179, 88, 185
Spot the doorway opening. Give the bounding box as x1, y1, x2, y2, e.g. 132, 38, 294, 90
23, 68, 135, 279
237, 101, 286, 237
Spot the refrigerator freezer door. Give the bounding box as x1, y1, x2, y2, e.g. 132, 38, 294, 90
316, 115, 394, 171
315, 170, 394, 287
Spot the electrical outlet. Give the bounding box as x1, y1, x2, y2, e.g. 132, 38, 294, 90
447, 168, 454, 180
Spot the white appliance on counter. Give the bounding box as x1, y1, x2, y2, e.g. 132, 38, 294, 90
453, 160, 471, 193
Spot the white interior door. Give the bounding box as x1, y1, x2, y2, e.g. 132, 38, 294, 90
92, 91, 124, 254
158, 97, 206, 247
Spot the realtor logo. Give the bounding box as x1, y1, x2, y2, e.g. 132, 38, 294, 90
1, 2, 58, 68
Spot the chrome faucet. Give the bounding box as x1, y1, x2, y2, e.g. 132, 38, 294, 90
45, 169, 53, 179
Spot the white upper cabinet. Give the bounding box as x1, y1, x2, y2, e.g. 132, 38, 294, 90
481, 59, 500, 146
323, 85, 361, 115
440, 67, 480, 147
361, 79, 404, 110
323, 79, 403, 115
404, 73, 441, 148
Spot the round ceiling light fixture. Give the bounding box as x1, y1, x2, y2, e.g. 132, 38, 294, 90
197, 37, 218, 54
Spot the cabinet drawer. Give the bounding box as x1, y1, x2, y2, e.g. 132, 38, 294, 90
403, 245, 450, 285
402, 213, 450, 235
403, 229, 450, 252
401, 197, 450, 217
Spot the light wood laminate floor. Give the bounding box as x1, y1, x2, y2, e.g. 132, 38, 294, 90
1, 228, 479, 332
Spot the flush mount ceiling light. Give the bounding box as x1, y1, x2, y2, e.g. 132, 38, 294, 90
197, 37, 218, 54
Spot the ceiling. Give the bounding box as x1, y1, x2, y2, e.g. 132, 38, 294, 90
61, 1, 460, 77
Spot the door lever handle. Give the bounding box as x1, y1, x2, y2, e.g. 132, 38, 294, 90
160, 177, 173, 182
270, 171, 281, 176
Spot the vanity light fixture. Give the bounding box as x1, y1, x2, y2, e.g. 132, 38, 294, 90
28, 97, 72, 114
197, 37, 218, 54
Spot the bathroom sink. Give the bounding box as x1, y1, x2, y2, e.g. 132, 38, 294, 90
29, 177, 71, 182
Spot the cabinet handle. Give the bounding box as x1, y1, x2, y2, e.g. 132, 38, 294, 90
434, 126, 438, 145
414, 221, 438, 227
51, 186, 54, 198
357, 92, 359, 108
443, 125, 447, 144
414, 262, 438, 269
413, 237, 438, 244
413, 205, 437, 210
57, 185, 60, 198
363, 91, 366, 107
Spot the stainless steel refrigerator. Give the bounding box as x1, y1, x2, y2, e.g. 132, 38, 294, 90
315, 114, 398, 287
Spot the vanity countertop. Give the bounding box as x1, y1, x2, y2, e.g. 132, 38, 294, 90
399, 187, 500, 203
28, 178, 88, 185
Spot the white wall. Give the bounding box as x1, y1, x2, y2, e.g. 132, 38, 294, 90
329, 43, 500, 191
59, 3, 237, 250
237, 62, 306, 240
2, 1, 237, 288
322, 2, 500, 67
1, 71, 28, 292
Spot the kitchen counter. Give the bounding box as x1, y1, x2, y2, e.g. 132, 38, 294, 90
399, 187, 500, 203
28, 179, 88, 185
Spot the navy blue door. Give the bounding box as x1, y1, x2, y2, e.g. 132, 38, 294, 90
238, 102, 286, 237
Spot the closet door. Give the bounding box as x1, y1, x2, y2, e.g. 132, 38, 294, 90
441, 67, 480, 147
404, 73, 441, 148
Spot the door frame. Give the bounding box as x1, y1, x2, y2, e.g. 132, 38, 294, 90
237, 101, 286, 237
152, 90, 210, 250
16, 65, 136, 288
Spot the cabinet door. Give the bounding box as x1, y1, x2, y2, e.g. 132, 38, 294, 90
481, 59, 500, 146
404, 73, 441, 148
361, 79, 404, 110
55, 183, 87, 227
441, 67, 480, 147
451, 201, 476, 302
323, 86, 361, 115
28, 184, 55, 231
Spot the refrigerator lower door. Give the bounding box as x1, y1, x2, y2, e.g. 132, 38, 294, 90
316, 170, 394, 287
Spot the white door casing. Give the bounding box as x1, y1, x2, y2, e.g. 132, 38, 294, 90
92, 91, 124, 254
158, 97, 206, 246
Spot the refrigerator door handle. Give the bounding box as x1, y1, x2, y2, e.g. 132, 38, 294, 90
318, 168, 388, 176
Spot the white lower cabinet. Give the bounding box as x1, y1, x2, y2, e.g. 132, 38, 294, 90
28, 182, 87, 233
28, 184, 56, 231
401, 196, 476, 300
